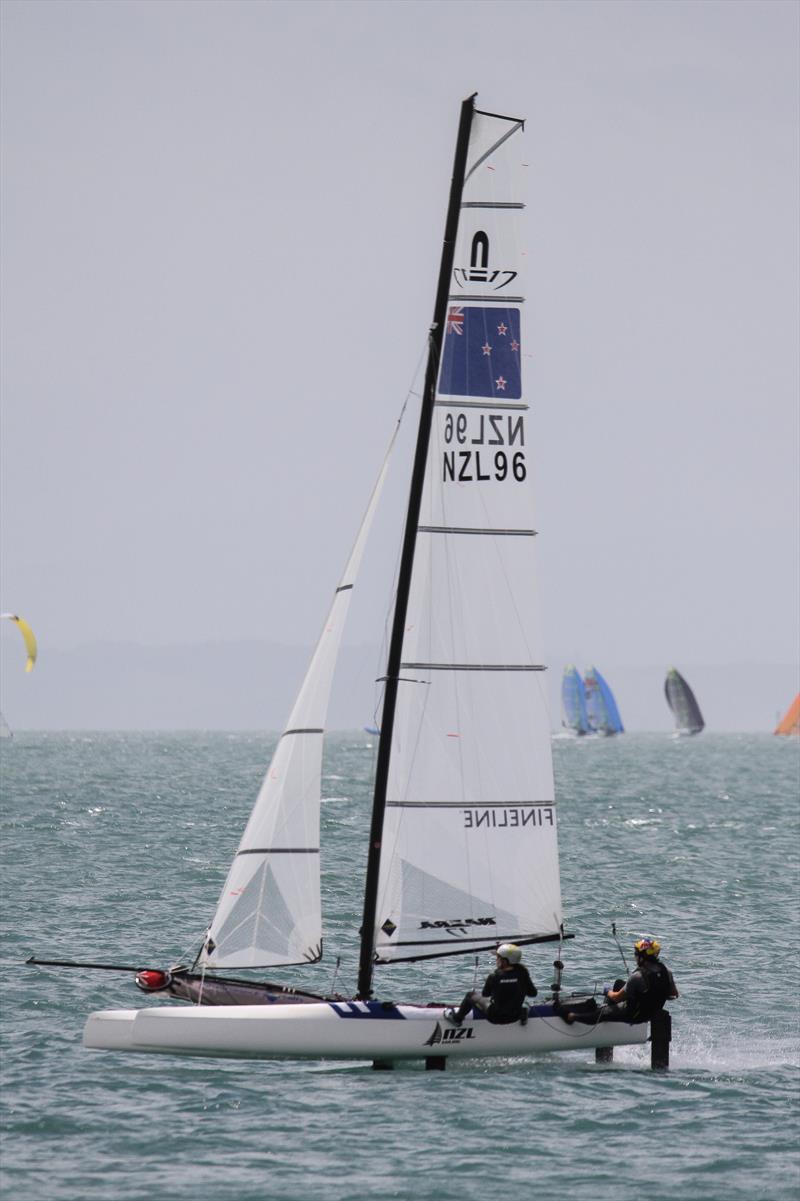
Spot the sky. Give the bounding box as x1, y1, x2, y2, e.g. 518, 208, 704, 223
1, 0, 798, 730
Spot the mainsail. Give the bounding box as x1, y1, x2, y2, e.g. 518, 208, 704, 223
584, 666, 624, 735
664, 667, 704, 735
774, 694, 800, 736
199, 430, 398, 969
561, 666, 589, 735
364, 102, 562, 975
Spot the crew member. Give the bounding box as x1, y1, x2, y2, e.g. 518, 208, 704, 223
562, 937, 678, 1025
444, 943, 537, 1026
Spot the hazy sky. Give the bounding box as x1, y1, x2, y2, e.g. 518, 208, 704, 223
1, 0, 798, 727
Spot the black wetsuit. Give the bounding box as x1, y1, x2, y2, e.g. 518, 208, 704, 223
454, 964, 538, 1024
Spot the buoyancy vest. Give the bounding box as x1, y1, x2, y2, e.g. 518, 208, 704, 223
627, 961, 672, 1021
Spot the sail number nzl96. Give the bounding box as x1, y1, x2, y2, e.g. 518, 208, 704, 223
442, 411, 526, 483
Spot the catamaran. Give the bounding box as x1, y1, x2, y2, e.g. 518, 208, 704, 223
72, 96, 656, 1066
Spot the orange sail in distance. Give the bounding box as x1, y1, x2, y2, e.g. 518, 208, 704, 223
774, 694, 800, 736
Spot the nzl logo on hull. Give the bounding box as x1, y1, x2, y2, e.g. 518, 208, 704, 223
425, 1022, 476, 1047
453, 231, 517, 291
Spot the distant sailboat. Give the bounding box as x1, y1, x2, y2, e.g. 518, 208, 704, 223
0, 713, 11, 740
584, 666, 624, 736
561, 666, 589, 735
774, 694, 800, 736
664, 668, 704, 736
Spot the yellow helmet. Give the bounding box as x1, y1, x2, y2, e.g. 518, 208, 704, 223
634, 937, 661, 958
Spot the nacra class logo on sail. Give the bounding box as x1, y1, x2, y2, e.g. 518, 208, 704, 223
419, 916, 496, 934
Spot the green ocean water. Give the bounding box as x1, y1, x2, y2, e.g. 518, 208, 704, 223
1, 731, 798, 1201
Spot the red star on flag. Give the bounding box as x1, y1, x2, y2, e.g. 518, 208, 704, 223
482, 342, 492, 356
510, 338, 520, 352
495, 376, 507, 391
497, 323, 507, 336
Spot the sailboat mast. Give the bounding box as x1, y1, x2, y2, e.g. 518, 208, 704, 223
356, 95, 476, 1000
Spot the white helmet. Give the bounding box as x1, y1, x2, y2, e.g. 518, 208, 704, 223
496, 943, 522, 964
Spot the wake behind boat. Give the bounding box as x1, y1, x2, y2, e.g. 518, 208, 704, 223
72, 96, 666, 1068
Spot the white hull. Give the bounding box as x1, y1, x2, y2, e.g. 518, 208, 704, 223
83, 1000, 649, 1062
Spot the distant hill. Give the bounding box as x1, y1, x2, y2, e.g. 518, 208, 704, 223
0, 640, 796, 732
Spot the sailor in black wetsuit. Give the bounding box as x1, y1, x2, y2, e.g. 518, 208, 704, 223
563, 937, 678, 1025
444, 943, 537, 1026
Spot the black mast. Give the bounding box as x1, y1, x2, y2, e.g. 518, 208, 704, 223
356, 94, 476, 1000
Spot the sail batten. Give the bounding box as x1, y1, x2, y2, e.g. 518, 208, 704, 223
448, 296, 525, 306
418, 526, 537, 536
461, 202, 525, 210
235, 848, 319, 856
387, 801, 555, 810
435, 398, 527, 410
400, 662, 546, 671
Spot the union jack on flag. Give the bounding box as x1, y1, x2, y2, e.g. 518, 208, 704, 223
446, 306, 464, 335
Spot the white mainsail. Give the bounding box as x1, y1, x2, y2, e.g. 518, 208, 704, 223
200, 429, 398, 969
373, 110, 562, 963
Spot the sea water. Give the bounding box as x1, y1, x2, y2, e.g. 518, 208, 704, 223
1, 731, 798, 1201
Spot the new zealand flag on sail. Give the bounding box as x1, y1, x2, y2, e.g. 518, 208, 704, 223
438, 306, 522, 400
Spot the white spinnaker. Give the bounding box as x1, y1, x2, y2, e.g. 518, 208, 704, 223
373, 111, 562, 964
201, 426, 399, 969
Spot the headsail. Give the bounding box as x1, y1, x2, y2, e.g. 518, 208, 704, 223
199, 426, 398, 969
584, 666, 624, 735
562, 666, 589, 735
664, 667, 704, 735
365, 99, 562, 975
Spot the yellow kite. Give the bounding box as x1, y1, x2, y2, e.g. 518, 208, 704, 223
0, 613, 38, 672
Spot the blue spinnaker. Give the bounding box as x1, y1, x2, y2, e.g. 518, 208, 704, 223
584, 666, 624, 735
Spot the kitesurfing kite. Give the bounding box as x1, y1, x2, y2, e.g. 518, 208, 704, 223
0, 614, 38, 672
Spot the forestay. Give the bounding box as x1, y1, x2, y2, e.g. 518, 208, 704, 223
372, 109, 562, 965
200, 444, 395, 969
